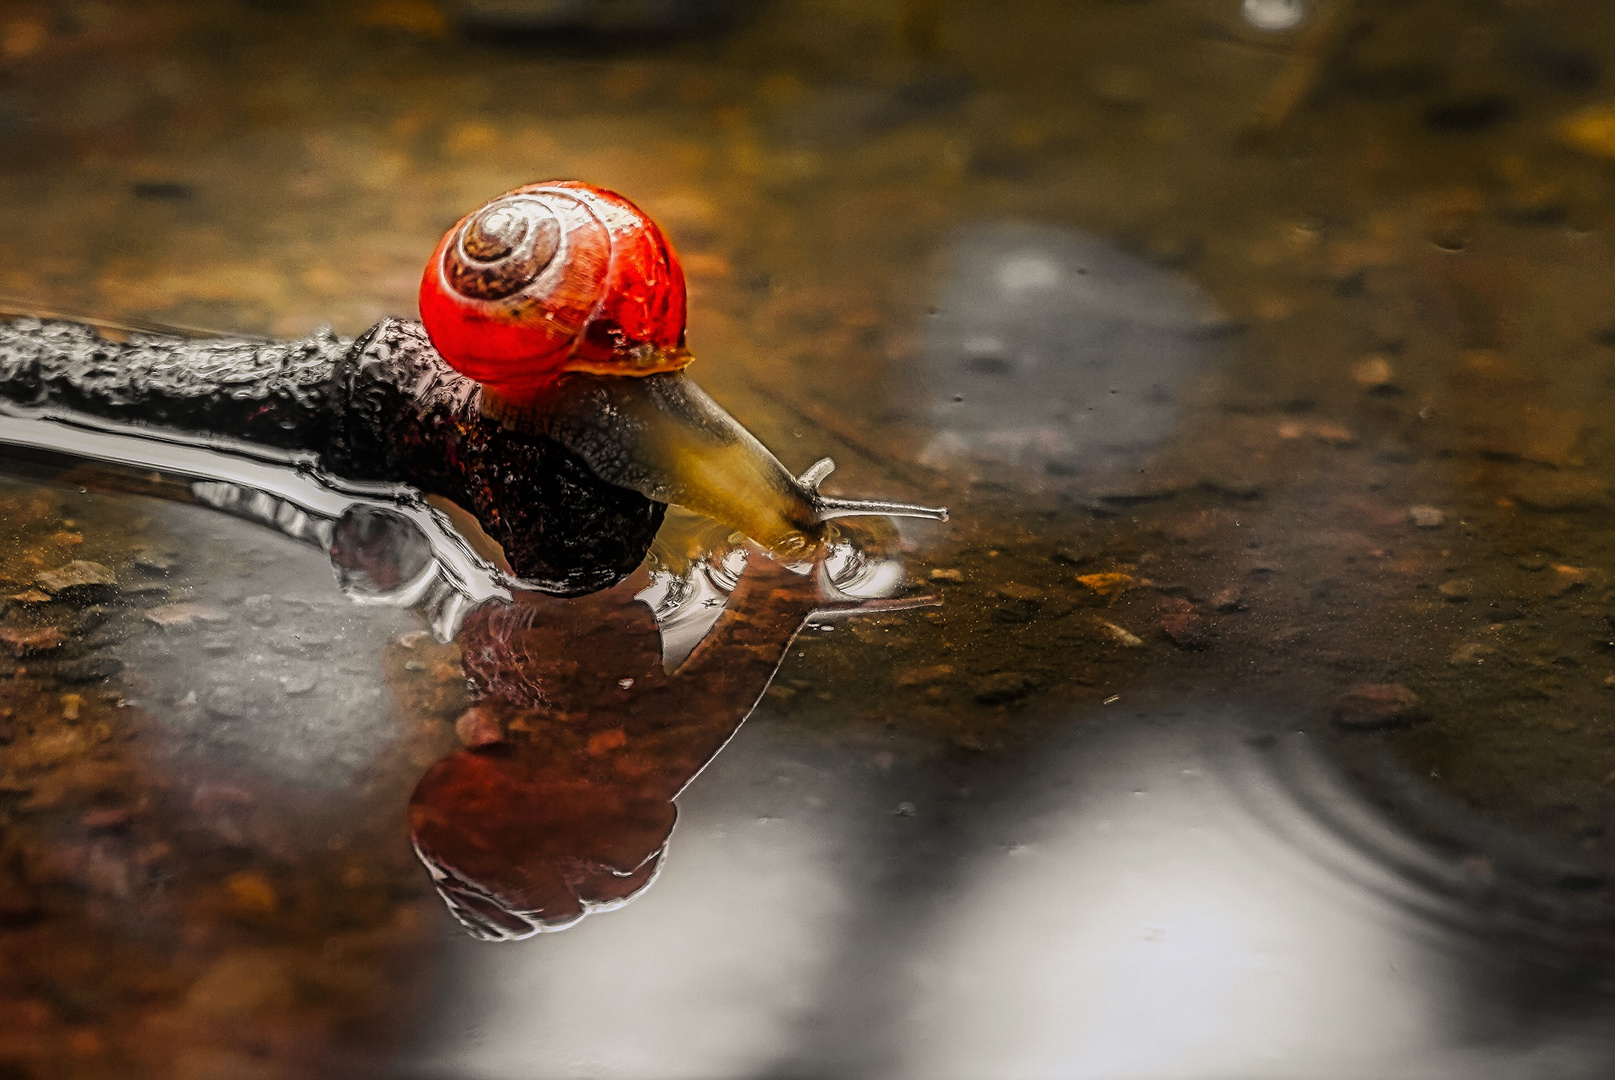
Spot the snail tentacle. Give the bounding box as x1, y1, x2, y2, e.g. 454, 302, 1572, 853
795, 456, 947, 523
798, 457, 836, 489
811, 492, 949, 523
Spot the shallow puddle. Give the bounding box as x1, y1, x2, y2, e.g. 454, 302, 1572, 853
5, 0, 1615, 1076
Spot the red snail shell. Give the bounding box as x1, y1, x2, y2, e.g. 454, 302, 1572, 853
418, 181, 690, 396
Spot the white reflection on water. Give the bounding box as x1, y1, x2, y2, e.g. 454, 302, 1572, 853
896, 724, 1436, 1078
0, 404, 511, 640
894, 712, 1615, 1080
412, 708, 1615, 1078
411, 744, 864, 1079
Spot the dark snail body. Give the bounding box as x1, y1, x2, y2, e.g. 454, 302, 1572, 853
0, 314, 664, 595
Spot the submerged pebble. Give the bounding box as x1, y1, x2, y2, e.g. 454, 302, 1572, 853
1449, 643, 1497, 666
35, 560, 116, 601
897, 664, 954, 688
1438, 580, 1473, 601
131, 547, 181, 573
1158, 597, 1210, 649
280, 671, 317, 695
972, 672, 1036, 705
1331, 683, 1424, 729
145, 602, 229, 630
1242, 0, 1305, 32
1351, 355, 1396, 390
1091, 618, 1144, 648
0, 627, 63, 656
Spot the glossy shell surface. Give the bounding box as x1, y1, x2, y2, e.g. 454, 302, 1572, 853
419, 181, 689, 395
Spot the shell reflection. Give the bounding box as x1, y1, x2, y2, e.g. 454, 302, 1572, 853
410, 514, 928, 939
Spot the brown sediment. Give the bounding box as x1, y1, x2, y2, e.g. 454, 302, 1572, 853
0, 477, 458, 1078
2, 0, 1615, 1070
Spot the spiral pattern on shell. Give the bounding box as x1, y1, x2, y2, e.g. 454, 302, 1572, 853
419, 181, 690, 396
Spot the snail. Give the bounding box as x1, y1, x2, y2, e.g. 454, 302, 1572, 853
419, 181, 947, 559
0, 182, 940, 593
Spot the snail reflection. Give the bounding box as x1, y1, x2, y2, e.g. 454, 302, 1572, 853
404, 514, 928, 939
327, 503, 930, 936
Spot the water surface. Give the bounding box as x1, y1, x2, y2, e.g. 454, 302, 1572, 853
5, 0, 1615, 1076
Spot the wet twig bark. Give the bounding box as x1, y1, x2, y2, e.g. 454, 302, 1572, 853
0, 315, 666, 595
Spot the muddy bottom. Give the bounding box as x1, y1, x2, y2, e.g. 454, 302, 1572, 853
5, 0, 1615, 1076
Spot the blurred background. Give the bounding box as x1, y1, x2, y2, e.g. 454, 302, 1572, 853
7, 0, 1615, 1077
